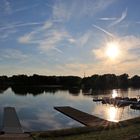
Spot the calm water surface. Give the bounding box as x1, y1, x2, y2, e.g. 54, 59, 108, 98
0, 87, 140, 131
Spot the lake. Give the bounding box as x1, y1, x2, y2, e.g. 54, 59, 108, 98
0, 87, 140, 132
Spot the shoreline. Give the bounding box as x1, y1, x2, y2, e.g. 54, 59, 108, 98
31, 116, 140, 139
0, 111, 139, 139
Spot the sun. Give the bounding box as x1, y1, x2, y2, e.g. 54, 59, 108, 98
105, 41, 120, 60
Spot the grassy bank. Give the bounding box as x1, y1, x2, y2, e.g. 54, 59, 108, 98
31, 117, 140, 140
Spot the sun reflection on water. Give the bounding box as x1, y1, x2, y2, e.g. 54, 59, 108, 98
112, 90, 118, 98
107, 106, 119, 122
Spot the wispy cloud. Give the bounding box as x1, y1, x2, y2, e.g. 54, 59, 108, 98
18, 21, 53, 44
99, 8, 128, 27
92, 24, 114, 38
109, 8, 127, 27
0, 29, 17, 39
0, 22, 44, 40
99, 17, 117, 21
0, 22, 43, 31
4, 0, 11, 14
12, 4, 38, 13
76, 31, 92, 47
51, 0, 116, 22
17, 0, 116, 56
18, 20, 75, 53
0, 49, 27, 61
3, 1, 38, 15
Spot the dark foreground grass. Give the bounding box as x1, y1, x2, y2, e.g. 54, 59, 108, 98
31, 117, 140, 140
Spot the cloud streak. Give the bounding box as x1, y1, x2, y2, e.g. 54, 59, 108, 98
92, 24, 114, 38
99, 17, 117, 21
109, 8, 127, 26
0, 22, 44, 40
99, 8, 128, 27
12, 4, 38, 13
0, 22, 44, 31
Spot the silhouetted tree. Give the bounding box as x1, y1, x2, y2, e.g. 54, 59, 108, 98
1, 73, 140, 92
0, 76, 8, 85
118, 73, 129, 88
130, 75, 140, 87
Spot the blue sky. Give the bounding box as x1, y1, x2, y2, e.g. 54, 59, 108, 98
0, 0, 140, 77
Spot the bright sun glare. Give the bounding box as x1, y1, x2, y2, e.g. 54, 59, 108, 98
106, 42, 120, 60
112, 90, 118, 98
107, 106, 118, 122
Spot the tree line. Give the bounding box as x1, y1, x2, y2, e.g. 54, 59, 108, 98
0, 73, 140, 89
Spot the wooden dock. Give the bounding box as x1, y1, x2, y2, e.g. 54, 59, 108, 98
2, 107, 23, 133
54, 106, 111, 127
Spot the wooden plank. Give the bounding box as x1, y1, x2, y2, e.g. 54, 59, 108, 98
54, 106, 111, 127
3, 107, 23, 133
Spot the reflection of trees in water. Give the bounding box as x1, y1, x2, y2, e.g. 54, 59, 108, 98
117, 88, 129, 97
68, 88, 80, 96
0, 85, 9, 93
11, 86, 81, 96
82, 89, 112, 96
11, 86, 70, 96
11, 86, 44, 96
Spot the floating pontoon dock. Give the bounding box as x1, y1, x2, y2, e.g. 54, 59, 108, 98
2, 107, 23, 133
54, 106, 111, 127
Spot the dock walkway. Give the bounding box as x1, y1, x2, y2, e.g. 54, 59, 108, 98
2, 107, 23, 134
54, 106, 111, 127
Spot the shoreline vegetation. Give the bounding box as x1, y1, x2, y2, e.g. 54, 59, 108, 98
31, 116, 140, 140
1, 73, 140, 96
0, 73, 140, 89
